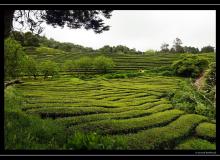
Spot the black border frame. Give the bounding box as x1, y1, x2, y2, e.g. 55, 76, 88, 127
0, 4, 219, 157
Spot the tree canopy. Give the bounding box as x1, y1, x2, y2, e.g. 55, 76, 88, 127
4, 10, 113, 38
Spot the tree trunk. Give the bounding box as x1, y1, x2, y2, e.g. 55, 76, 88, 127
4, 10, 15, 38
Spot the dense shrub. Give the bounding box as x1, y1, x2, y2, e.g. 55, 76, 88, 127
204, 62, 216, 88
66, 132, 126, 150
201, 46, 215, 53
4, 87, 66, 149
172, 56, 209, 78
63, 60, 76, 73
74, 56, 93, 71
93, 56, 115, 73
168, 81, 215, 119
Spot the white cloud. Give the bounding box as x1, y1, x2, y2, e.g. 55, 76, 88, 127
28, 10, 216, 52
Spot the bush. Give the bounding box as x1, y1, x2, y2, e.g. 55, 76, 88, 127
175, 138, 215, 150
172, 56, 209, 78
104, 72, 143, 79
40, 60, 59, 79
74, 56, 93, 71
205, 62, 216, 87
196, 122, 216, 141
201, 46, 214, 53
169, 80, 215, 119
66, 132, 126, 150
4, 87, 66, 149
93, 56, 115, 73
63, 60, 76, 74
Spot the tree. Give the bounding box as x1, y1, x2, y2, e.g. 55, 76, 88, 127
74, 57, 93, 71
24, 56, 39, 79
4, 38, 27, 80
99, 45, 113, 54
183, 46, 199, 54
93, 56, 115, 73
173, 38, 184, 53
160, 43, 169, 53
4, 10, 113, 38
63, 60, 76, 74
144, 49, 156, 55
113, 45, 130, 54
172, 56, 209, 78
40, 60, 59, 79
23, 32, 40, 47
201, 45, 215, 53
10, 31, 25, 46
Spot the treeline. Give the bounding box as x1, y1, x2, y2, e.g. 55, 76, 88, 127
4, 37, 115, 80
10, 31, 143, 54
159, 37, 215, 54
10, 31, 94, 53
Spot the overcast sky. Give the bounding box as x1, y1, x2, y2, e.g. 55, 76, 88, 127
26, 10, 216, 52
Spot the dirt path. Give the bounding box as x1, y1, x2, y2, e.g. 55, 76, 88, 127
194, 72, 206, 90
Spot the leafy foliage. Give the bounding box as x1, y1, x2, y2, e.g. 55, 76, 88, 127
40, 60, 59, 79
196, 122, 216, 141
172, 55, 209, 78
4, 38, 27, 80
93, 56, 115, 73
168, 80, 215, 119
201, 45, 215, 53
24, 56, 39, 79
175, 138, 215, 150
74, 56, 93, 71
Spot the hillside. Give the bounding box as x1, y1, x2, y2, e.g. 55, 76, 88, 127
5, 44, 216, 150
24, 46, 216, 71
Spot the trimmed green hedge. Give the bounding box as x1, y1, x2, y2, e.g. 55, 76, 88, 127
112, 114, 208, 150
196, 122, 216, 141
175, 138, 215, 150
56, 104, 173, 126
70, 109, 184, 135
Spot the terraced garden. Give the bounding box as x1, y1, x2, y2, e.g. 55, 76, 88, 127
25, 47, 215, 71
14, 75, 216, 150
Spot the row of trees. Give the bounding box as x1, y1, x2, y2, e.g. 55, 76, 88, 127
11, 31, 144, 54
97, 45, 143, 54
4, 37, 115, 80
64, 56, 115, 74
10, 31, 94, 53
160, 38, 215, 54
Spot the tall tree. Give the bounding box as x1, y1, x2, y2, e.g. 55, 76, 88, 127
173, 37, 184, 53
4, 10, 113, 38
160, 43, 169, 53
201, 45, 215, 53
